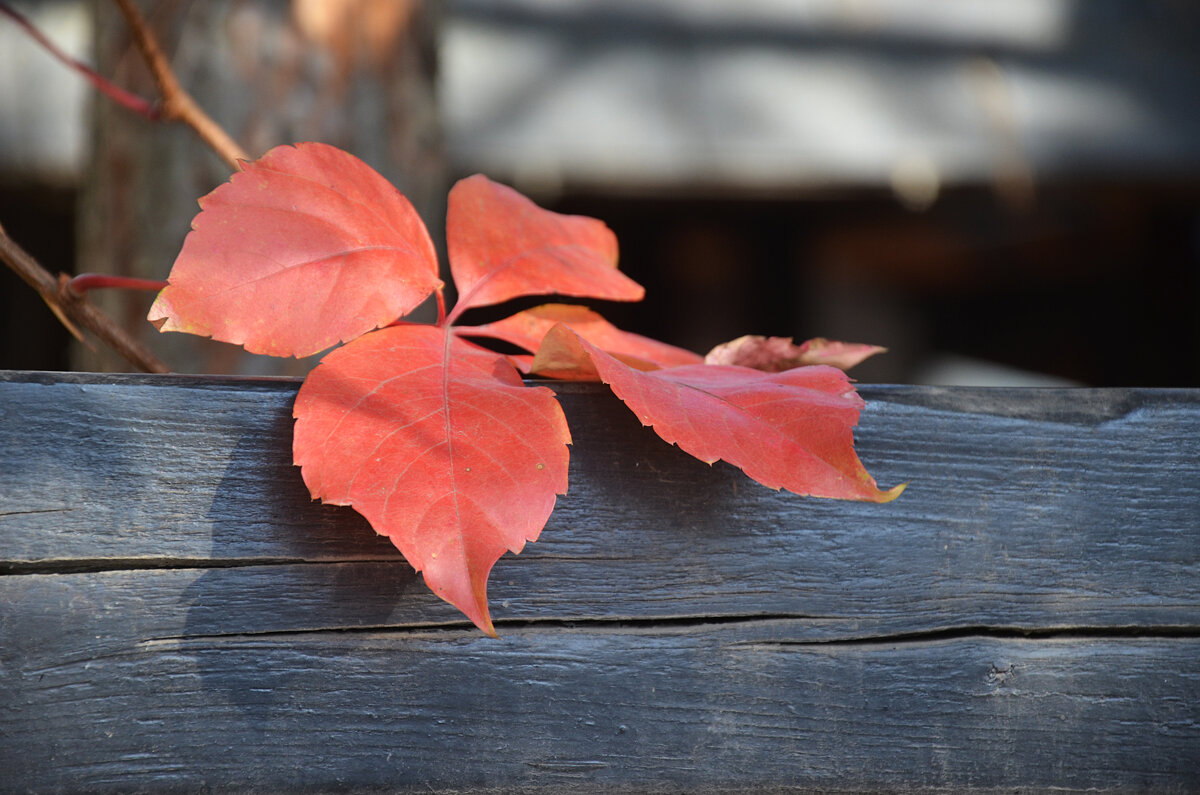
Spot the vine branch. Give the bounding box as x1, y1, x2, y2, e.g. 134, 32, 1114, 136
111, 0, 249, 169
1, 0, 254, 372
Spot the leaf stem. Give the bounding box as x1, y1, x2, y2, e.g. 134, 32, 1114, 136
0, 0, 251, 373
444, 295, 469, 328
0, 1, 160, 119
0, 221, 169, 373
66, 273, 168, 295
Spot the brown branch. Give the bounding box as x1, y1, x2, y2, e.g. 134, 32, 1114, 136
0, 221, 169, 374
111, 0, 250, 170
2, 1, 251, 375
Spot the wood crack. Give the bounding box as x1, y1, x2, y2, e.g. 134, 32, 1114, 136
721, 621, 1200, 648
0, 507, 75, 518
138, 614, 1200, 646
0, 557, 403, 576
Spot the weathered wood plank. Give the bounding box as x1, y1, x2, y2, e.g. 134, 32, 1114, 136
2, 372, 1199, 791
2, 614, 1197, 792
1, 373, 1197, 633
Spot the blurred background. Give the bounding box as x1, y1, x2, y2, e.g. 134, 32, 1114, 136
2, 0, 1199, 385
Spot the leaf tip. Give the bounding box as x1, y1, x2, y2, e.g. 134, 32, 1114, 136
146, 291, 170, 326
465, 593, 499, 638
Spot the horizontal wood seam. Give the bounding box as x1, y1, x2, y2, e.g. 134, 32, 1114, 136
0, 556, 403, 575
142, 615, 1200, 645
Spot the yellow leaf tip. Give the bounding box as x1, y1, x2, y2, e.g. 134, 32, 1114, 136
472, 611, 499, 638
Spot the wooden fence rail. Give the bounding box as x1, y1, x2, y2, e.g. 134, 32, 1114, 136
2, 371, 1198, 791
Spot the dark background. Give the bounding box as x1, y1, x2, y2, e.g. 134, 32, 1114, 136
3, 0, 1199, 385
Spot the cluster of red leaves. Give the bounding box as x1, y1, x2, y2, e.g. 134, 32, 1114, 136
149, 142, 903, 636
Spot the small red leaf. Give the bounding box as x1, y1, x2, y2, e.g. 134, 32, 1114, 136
292, 324, 571, 635
527, 318, 602, 381
543, 325, 904, 503
446, 175, 644, 317
705, 335, 887, 372
463, 303, 703, 369
149, 142, 441, 357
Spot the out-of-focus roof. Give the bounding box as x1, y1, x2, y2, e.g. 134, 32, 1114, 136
5, 0, 1199, 196
443, 0, 1200, 195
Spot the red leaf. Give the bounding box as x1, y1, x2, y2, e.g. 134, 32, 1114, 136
705, 335, 887, 372
145, 140, 905, 636
446, 175, 644, 318
463, 303, 703, 370
540, 324, 904, 503
149, 142, 441, 357
292, 323, 571, 635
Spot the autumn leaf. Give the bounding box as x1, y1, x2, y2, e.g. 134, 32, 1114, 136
705, 335, 886, 372
462, 303, 703, 373
151, 141, 903, 635
149, 142, 441, 357
537, 324, 904, 503
445, 175, 644, 319
292, 323, 570, 636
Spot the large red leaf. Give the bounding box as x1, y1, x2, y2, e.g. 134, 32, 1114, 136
535, 324, 904, 503
149, 142, 441, 357
292, 323, 571, 635
446, 175, 644, 318
462, 303, 703, 372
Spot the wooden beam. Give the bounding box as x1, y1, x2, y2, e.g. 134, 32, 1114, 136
2, 373, 1198, 790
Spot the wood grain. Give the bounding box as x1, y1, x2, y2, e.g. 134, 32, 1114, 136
2, 372, 1198, 791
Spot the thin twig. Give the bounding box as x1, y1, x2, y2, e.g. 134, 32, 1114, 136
0, 221, 169, 374
2, 0, 251, 374
111, 0, 250, 169
0, 2, 160, 119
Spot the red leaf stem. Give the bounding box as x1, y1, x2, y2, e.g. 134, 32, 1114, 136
0, 2, 160, 120
66, 274, 169, 295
